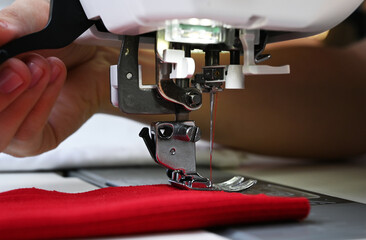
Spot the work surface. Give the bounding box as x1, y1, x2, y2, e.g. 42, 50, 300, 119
1, 115, 366, 239
1, 158, 366, 240
230, 155, 366, 204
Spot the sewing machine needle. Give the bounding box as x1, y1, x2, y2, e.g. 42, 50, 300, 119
209, 91, 216, 182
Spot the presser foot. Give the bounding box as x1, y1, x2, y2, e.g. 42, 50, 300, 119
213, 176, 257, 192
140, 123, 257, 192
167, 170, 257, 192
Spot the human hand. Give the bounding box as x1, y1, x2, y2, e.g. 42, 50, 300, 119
0, 0, 119, 157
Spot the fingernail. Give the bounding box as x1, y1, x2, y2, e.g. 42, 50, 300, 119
0, 20, 8, 29
0, 68, 24, 93
50, 63, 61, 83
27, 61, 44, 88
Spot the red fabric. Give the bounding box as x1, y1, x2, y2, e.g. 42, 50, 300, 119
0, 184, 310, 239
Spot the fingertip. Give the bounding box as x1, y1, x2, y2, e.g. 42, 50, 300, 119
0, 17, 19, 46
47, 57, 66, 84
0, 67, 24, 94
26, 61, 45, 88
0, 58, 31, 94
21, 53, 53, 90
0, 58, 31, 111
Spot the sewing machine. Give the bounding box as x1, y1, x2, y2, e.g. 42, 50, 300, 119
0, 0, 363, 191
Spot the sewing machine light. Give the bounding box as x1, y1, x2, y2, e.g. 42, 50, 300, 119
165, 19, 226, 44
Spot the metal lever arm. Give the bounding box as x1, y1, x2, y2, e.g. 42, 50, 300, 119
0, 0, 95, 64
115, 35, 176, 114
139, 127, 156, 162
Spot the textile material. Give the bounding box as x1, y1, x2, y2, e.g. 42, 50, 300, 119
0, 184, 310, 239
0, 114, 245, 172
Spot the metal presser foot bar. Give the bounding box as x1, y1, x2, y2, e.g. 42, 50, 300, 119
139, 121, 257, 192
128, 29, 268, 192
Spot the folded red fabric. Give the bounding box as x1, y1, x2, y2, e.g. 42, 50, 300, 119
0, 184, 310, 239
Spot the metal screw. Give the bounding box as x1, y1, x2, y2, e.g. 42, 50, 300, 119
186, 92, 202, 107
126, 72, 133, 80
170, 148, 176, 155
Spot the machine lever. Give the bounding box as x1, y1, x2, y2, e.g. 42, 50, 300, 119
139, 127, 157, 162
0, 0, 95, 64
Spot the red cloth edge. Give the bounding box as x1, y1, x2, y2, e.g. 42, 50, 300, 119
0, 184, 310, 239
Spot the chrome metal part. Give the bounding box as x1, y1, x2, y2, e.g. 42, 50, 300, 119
169, 171, 257, 192
136, 28, 265, 192
152, 121, 200, 173
209, 90, 216, 175
140, 121, 257, 192
213, 176, 257, 192
168, 171, 212, 190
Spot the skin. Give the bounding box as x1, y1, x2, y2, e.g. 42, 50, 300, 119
0, 0, 119, 156
0, 0, 365, 159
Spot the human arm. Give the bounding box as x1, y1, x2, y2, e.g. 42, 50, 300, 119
0, 0, 120, 157
1, 0, 365, 159
104, 39, 366, 159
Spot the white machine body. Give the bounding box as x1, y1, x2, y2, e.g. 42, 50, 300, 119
76, 0, 363, 104
79, 0, 362, 36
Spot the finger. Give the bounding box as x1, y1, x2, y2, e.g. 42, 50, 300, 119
0, 0, 97, 71
6, 57, 67, 156
0, 58, 32, 111
0, 53, 51, 152
0, 0, 49, 45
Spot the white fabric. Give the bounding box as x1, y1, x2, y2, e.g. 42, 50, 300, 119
0, 114, 246, 171
0, 173, 98, 193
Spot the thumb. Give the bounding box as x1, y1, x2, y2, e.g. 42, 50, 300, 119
0, 0, 50, 46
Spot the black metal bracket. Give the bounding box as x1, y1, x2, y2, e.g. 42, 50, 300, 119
117, 35, 176, 114
139, 127, 157, 162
